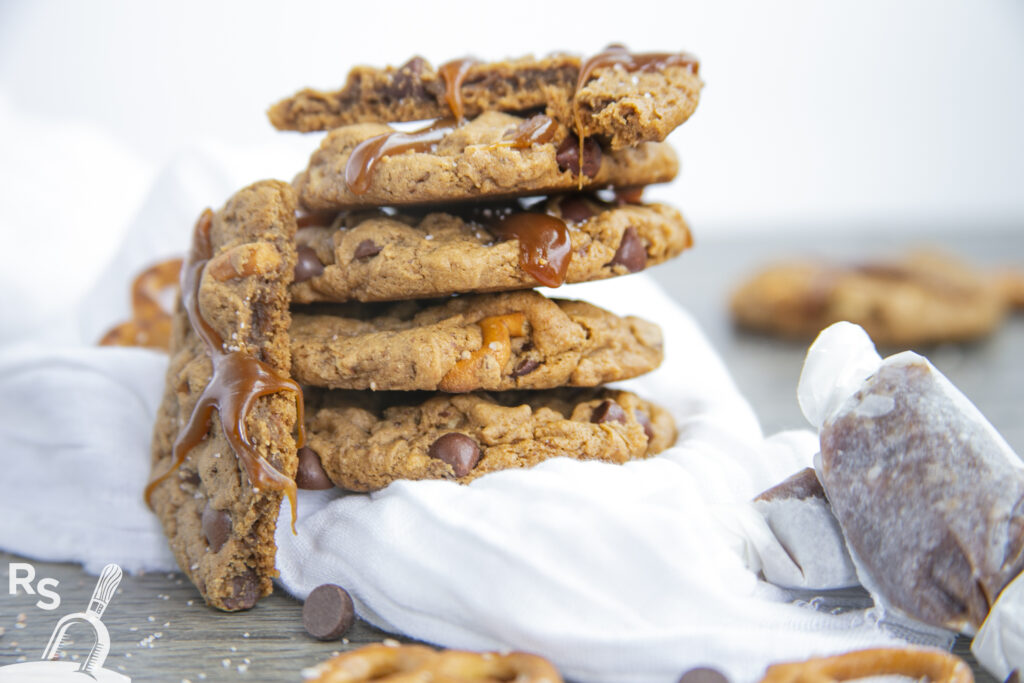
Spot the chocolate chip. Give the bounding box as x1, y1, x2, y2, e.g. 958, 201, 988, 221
388, 57, 428, 100
179, 469, 201, 486
296, 446, 334, 490
294, 245, 324, 283
512, 358, 540, 378
633, 409, 655, 441
677, 668, 730, 683
614, 186, 645, 205
202, 504, 231, 553
556, 135, 603, 178
222, 569, 259, 611
558, 196, 597, 224
610, 227, 647, 273
591, 400, 627, 425
303, 583, 355, 641
353, 239, 382, 260
428, 433, 481, 477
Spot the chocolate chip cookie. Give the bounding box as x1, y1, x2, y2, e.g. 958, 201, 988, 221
269, 46, 702, 150
730, 251, 1011, 347
294, 111, 679, 211
292, 194, 692, 303
290, 290, 663, 392
303, 387, 676, 492
148, 180, 302, 611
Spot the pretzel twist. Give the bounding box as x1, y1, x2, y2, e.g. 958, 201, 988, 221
760, 647, 973, 683
304, 643, 562, 683
99, 258, 183, 350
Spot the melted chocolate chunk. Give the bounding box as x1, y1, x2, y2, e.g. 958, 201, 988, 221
296, 446, 334, 490
428, 433, 481, 477
387, 56, 428, 100
303, 583, 356, 641
558, 196, 596, 224
591, 399, 627, 425
353, 239, 382, 260
202, 503, 231, 552
633, 409, 655, 441
512, 358, 540, 378
295, 245, 325, 283
555, 135, 602, 178
221, 569, 259, 611
179, 469, 201, 487
610, 227, 647, 272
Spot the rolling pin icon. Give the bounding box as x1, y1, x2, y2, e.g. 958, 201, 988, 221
42, 563, 123, 677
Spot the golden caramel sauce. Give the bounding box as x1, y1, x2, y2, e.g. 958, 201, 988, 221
144, 209, 304, 530
490, 212, 572, 288
439, 313, 528, 392
344, 118, 456, 195
438, 57, 479, 123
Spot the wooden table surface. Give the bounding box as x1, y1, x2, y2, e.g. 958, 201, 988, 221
2, 228, 1020, 682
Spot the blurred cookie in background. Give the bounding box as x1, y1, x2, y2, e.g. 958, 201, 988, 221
729, 250, 1022, 347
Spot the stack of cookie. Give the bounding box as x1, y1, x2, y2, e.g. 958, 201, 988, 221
147, 47, 703, 610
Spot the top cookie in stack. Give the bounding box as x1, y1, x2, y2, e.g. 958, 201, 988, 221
147, 46, 701, 611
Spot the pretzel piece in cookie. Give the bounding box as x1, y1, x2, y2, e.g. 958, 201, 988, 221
303, 643, 562, 683
760, 647, 973, 683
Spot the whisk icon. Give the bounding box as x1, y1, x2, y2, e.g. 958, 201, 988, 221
41, 563, 123, 677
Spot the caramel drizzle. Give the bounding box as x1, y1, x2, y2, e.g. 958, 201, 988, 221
145, 209, 305, 531
438, 57, 479, 123
498, 114, 558, 149
572, 45, 701, 184
345, 118, 456, 195
575, 45, 700, 94
99, 258, 183, 351
439, 313, 527, 392
490, 212, 572, 288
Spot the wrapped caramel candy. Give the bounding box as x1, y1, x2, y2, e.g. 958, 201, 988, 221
798, 322, 1024, 679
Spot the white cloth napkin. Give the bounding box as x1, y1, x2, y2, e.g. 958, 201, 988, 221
0, 140, 908, 682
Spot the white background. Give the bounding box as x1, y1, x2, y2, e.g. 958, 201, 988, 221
0, 0, 1022, 338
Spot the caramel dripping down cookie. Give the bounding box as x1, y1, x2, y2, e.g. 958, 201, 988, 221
147, 181, 303, 611
268, 47, 701, 150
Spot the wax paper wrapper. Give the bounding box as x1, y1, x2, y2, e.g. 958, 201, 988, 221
798, 321, 1024, 677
